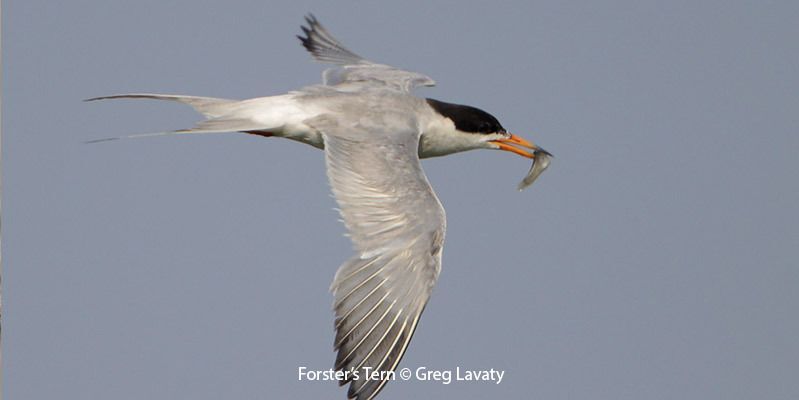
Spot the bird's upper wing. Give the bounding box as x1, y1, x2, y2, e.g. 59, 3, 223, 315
313, 115, 446, 400
298, 14, 435, 92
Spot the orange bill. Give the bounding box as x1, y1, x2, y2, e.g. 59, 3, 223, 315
490, 134, 538, 158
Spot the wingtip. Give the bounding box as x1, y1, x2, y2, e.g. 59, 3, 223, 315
301, 13, 319, 34
297, 23, 313, 52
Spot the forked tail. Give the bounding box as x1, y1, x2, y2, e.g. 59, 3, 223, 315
85, 93, 276, 143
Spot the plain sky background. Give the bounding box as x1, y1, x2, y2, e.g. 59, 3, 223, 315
4, 1, 798, 399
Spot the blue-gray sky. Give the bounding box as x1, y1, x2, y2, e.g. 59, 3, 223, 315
5, 1, 799, 399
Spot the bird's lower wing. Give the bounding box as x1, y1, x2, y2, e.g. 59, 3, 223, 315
321, 124, 446, 400
331, 246, 436, 399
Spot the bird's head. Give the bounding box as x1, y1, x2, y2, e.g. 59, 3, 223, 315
422, 98, 550, 160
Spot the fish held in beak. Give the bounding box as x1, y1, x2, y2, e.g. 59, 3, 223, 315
517, 149, 552, 191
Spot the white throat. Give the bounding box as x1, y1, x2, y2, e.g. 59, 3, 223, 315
419, 115, 502, 158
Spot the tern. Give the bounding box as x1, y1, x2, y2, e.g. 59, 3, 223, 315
87, 15, 551, 400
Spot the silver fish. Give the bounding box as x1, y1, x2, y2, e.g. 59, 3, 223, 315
518, 149, 552, 191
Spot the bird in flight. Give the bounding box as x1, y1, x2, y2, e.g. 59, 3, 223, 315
87, 14, 551, 400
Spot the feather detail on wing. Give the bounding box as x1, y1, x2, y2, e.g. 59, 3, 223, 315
320, 120, 445, 400
298, 14, 435, 92
298, 14, 370, 66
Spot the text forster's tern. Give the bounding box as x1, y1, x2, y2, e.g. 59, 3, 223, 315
87, 14, 551, 400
